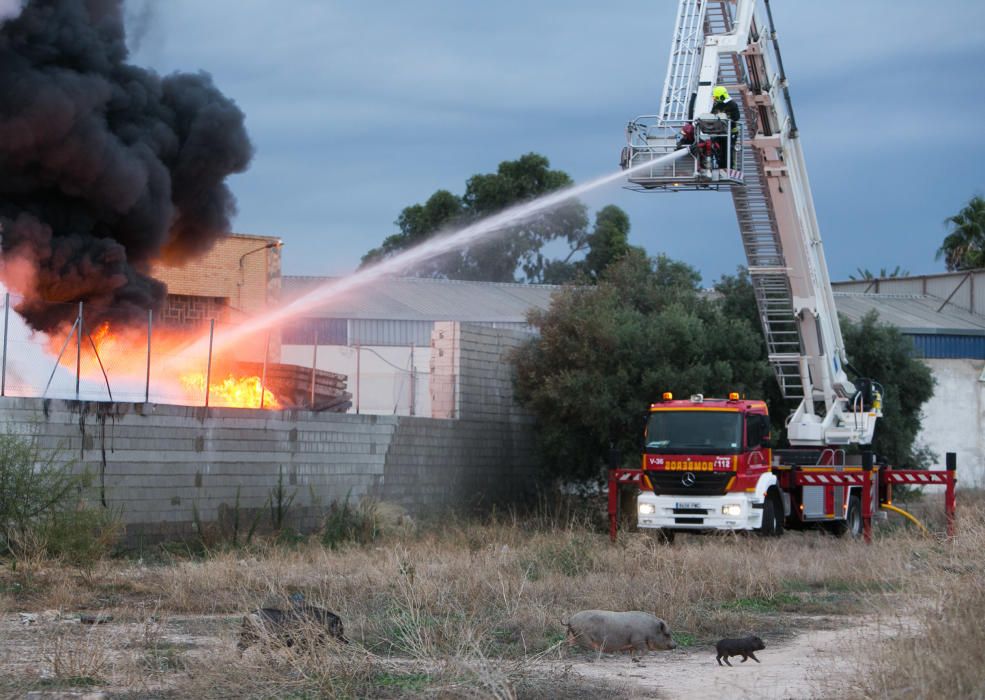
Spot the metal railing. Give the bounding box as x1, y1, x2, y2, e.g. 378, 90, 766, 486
623, 116, 744, 191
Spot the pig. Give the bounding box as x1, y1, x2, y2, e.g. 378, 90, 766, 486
564, 610, 677, 655
715, 635, 765, 666
238, 597, 348, 651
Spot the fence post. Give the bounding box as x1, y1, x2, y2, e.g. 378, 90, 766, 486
310, 329, 318, 408
145, 309, 152, 403
945, 452, 957, 538
409, 342, 415, 416
75, 301, 83, 400
355, 343, 360, 414
204, 318, 215, 408
861, 450, 874, 543
260, 331, 270, 409
1, 292, 9, 397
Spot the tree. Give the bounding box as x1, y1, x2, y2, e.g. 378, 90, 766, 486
512, 252, 770, 481
714, 271, 935, 466
360, 153, 632, 283
540, 205, 645, 285
936, 195, 985, 271
839, 312, 935, 466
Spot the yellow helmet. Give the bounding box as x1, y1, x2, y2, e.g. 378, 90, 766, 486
713, 86, 729, 102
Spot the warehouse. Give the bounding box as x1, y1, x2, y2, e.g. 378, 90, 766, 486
279, 272, 985, 484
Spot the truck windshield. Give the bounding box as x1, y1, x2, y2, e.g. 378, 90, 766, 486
645, 411, 743, 455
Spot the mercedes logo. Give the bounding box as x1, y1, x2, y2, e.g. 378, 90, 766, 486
681, 472, 697, 487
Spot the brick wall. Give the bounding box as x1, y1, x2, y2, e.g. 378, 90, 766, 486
159, 294, 229, 328
152, 233, 283, 363
151, 233, 282, 318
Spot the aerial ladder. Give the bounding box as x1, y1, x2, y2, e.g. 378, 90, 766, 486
611, 0, 956, 541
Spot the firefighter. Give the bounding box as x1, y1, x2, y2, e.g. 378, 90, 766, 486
711, 86, 740, 170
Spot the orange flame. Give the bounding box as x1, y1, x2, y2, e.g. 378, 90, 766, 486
53, 320, 281, 409
180, 372, 280, 409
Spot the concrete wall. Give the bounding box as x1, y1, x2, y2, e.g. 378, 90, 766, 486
382, 323, 537, 512
0, 322, 538, 543
918, 358, 985, 488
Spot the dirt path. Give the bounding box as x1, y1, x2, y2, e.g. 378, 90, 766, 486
0, 611, 910, 698
551, 616, 906, 699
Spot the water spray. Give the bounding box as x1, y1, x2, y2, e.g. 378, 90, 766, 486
195, 149, 689, 358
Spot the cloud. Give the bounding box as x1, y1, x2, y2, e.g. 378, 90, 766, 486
126, 0, 985, 283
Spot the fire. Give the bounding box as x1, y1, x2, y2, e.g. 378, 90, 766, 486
180, 372, 280, 409
50, 320, 281, 409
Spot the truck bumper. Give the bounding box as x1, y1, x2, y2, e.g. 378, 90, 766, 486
636, 492, 764, 531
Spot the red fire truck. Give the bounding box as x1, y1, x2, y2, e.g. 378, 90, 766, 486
611, 0, 956, 542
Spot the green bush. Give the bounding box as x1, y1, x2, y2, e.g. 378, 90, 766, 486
0, 431, 119, 563
321, 492, 380, 549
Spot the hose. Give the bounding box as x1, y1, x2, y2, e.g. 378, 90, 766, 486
880, 503, 930, 535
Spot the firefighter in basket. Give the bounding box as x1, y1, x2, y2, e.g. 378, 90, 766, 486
711, 86, 740, 170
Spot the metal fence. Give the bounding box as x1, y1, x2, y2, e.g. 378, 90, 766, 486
0, 293, 444, 415
1, 292, 283, 409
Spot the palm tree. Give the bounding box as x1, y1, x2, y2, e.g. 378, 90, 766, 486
936, 196, 985, 271
849, 266, 909, 281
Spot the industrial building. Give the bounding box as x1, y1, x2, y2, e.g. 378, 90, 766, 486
276, 271, 985, 485
145, 241, 984, 485
151, 233, 282, 364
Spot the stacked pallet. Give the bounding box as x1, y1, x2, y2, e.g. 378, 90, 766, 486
232, 361, 351, 412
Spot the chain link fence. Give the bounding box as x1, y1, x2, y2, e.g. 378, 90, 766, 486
0, 293, 446, 415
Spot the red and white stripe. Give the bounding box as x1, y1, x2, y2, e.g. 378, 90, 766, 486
797, 472, 865, 486
884, 471, 949, 485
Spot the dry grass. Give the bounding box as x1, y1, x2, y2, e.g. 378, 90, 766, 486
0, 492, 982, 697
848, 490, 985, 699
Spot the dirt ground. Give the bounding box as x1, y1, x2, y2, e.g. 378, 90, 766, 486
0, 610, 907, 699
555, 615, 906, 699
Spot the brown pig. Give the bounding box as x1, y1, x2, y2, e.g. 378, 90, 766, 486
564, 610, 677, 655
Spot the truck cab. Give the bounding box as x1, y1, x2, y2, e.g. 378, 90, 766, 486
636, 392, 782, 534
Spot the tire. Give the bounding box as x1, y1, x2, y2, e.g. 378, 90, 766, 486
758, 490, 784, 537
826, 494, 862, 538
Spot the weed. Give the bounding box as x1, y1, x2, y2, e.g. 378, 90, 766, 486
373, 670, 432, 691
270, 466, 297, 533
672, 631, 696, 647
321, 491, 380, 549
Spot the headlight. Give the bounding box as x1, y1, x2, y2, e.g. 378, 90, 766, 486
639, 503, 656, 515
721, 504, 742, 517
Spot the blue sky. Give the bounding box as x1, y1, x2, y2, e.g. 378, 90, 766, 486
129, 0, 985, 285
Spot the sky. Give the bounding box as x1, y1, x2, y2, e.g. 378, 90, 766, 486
127, 0, 985, 286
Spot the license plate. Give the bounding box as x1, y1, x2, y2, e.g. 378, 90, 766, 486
674, 502, 701, 509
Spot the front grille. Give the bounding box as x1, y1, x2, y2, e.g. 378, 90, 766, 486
675, 517, 704, 525
672, 507, 709, 515
645, 470, 734, 496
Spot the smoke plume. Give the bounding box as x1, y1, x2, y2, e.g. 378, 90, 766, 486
0, 0, 253, 331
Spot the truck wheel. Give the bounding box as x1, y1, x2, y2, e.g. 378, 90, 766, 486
826, 494, 862, 538
758, 491, 784, 537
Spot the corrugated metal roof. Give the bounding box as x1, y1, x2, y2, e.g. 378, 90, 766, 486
833, 292, 985, 336
832, 269, 985, 316
282, 276, 560, 323
281, 277, 985, 337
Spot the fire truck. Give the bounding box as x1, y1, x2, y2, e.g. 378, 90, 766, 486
611, 0, 956, 542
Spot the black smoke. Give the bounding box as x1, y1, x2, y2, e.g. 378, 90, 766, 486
0, 0, 253, 332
